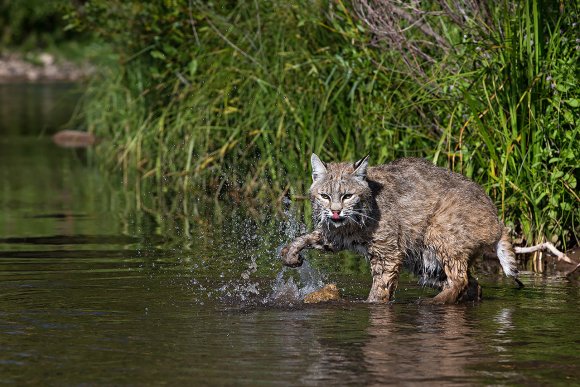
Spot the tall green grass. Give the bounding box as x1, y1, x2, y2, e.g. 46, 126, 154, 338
456, 1, 579, 248
444, 1, 579, 248
72, 0, 578, 248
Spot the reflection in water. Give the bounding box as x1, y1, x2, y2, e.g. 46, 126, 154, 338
0, 83, 80, 136
0, 83, 579, 385
494, 307, 514, 334
493, 308, 514, 355
297, 305, 481, 385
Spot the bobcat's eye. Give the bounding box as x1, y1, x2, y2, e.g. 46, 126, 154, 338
342, 193, 353, 200
320, 194, 331, 201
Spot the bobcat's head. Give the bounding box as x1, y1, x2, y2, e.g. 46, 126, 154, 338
309, 153, 373, 229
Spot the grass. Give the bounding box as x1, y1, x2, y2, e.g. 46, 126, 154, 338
70, 0, 578, 250
454, 1, 579, 246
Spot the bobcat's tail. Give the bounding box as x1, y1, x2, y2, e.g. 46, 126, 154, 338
496, 227, 524, 287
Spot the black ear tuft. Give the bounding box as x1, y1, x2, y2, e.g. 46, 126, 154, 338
353, 155, 369, 169
352, 155, 369, 180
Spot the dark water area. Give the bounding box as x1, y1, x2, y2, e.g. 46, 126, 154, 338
1, 84, 579, 385
0, 83, 80, 136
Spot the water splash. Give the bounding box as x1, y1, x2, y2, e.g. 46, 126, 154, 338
185, 197, 327, 307
280, 196, 307, 239
214, 251, 262, 304
264, 197, 326, 304
268, 260, 325, 305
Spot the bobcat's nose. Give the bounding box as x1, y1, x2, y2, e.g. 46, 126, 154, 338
331, 211, 341, 220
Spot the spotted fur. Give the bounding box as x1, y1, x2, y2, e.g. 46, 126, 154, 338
281, 154, 520, 304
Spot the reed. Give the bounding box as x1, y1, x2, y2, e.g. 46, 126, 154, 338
71, 0, 578, 248
449, 1, 579, 248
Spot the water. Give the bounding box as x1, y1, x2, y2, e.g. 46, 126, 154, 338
1, 83, 579, 385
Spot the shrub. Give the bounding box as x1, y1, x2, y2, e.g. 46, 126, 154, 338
0, 0, 71, 50
70, 0, 578, 248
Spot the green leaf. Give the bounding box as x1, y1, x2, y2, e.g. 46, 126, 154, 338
560, 149, 574, 160
150, 50, 165, 60
189, 60, 198, 76
551, 170, 564, 180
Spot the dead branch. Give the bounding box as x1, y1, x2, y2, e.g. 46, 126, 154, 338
514, 242, 574, 265
514, 242, 579, 277
351, 0, 495, 77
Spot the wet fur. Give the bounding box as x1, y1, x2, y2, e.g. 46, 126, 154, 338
281, 155, 519, 304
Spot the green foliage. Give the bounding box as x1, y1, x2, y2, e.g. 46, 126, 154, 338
454, 1, 579, 247
71, 0, 578, 248
0, 0, 69, 49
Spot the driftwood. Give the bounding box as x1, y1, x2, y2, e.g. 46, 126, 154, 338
514, 242, 578, 277
52, 130, 97, 148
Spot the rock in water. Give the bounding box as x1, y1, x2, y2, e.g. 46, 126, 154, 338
303, 284, 340, 303
52, 130, 97, 148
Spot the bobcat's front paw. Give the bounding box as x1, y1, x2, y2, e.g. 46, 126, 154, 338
280, 244, 304, 268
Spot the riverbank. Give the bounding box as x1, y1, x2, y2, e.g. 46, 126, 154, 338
72, 0, 578, 249
0, 52, 93, 82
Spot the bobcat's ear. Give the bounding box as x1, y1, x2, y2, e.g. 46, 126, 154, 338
353, 155, 369, 180
311, 153, 327, 182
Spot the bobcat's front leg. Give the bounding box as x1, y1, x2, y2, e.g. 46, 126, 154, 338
367, 248, 403, 303
280, 230, 326, 267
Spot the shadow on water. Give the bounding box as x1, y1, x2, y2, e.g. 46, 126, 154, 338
0, 83, 579, 385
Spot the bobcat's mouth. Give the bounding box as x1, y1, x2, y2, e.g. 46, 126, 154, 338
329, 211, 345, 225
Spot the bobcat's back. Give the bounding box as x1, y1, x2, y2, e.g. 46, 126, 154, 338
367, 158, 501, 240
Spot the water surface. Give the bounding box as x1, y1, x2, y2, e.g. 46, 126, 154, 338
0, 83, 579, 385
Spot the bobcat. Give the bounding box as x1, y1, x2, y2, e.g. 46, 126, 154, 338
280, 154, 521, 304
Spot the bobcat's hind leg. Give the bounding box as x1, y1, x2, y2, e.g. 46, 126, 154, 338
458, 273, 482, 302
367, 251, 403, 303
429, 258, 469, 304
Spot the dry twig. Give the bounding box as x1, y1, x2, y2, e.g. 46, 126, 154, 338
514, 242, 578, 276
352, 0, 492, 77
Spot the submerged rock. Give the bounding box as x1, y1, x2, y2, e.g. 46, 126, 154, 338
303, 283, 341, 304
